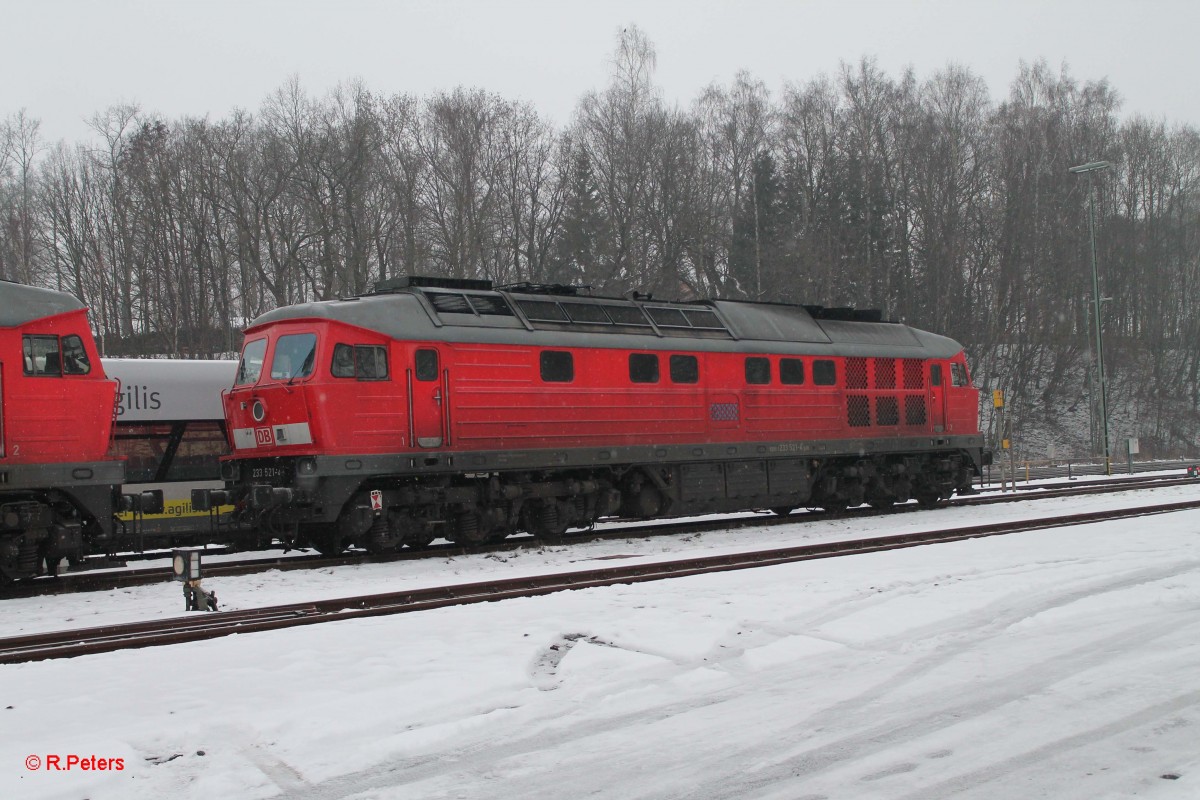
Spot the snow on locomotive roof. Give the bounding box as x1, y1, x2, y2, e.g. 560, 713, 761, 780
249, 281, 964, 358
0, 280, 86, 327
102, 358, 237, 422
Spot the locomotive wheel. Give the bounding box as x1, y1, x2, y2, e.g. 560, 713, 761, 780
867, 490, 894, 510
526, 500, 569, 544
448, 509, 490, 546
770, 506, 794, 517
311, 529, 346, 555
404, 534, 436, 550
487, 527, 513, 544
915, 490, 942, 509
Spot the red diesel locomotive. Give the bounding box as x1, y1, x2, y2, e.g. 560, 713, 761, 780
199, 276, 989, 553
0, 280, 126, 579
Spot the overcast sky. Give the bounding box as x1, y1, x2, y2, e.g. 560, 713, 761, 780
3, 0, 1197, 145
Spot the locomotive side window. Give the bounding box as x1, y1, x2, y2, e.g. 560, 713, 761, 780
332, 344, 355, 378
270, 333, 317, 381
931, 364, 943, 387
669, 355, 699, 384
415, 349, 439, 381
780, 358, 805, 385
813, 359, 837, 386
745, 357, 770, 385
629, 353, 659, 383
22, 335, 62, 377
61, 335, 91, 374
540, 351, 574, 383
356, 346, 388, 380
951, 362, 969, 387
236, 339, 267, 385
332, 344, 389, 380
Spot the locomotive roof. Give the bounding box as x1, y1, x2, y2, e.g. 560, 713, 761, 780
249, 282, 965, 359
0, 280, 86, 327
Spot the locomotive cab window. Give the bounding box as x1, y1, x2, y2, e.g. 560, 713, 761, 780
61, 335, 91, 374
780, 358, 805, 385
22, 335, 62, 377
951, 362, 969, 387
745, 357, 771, 385
813, 359, 837, 386
333, 344, 389, 380
270, 333, 317, 381
236, 339, 267, 385
540, 351, 574, 383
931, 364, 943, 387
669, 355, 699, 384
415, 349, 439, 381
629, 353, 659, 383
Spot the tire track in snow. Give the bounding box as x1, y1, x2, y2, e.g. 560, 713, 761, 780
267, 562, 1200, 799
889, 690, 1200, 800
698, 611, 1200, 798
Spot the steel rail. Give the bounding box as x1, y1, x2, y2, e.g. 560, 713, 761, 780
6, 471, 1200, 599
4, 498, 1200, 664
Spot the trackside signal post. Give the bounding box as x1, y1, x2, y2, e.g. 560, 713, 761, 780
993, 390, 1016, 491
172, 548, 218, 611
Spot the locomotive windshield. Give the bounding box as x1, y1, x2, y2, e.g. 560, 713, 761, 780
236, 338, 267, 385
270, 333, 317, 381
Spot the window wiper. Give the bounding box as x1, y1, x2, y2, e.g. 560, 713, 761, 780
286, 349, 315, 386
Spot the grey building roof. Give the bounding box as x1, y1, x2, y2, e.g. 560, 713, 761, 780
0, 280, 85, 327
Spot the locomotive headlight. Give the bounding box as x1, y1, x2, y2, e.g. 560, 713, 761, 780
252, 399, 267, 422
297, 457, 317, 476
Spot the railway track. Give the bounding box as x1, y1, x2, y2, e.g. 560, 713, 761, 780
5, 470, 1199, 599
4, 497, 1200, 665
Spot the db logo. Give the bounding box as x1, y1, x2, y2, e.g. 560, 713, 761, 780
255, 427, 275, 446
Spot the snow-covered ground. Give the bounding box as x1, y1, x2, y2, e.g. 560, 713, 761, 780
3, 481, 1199, 799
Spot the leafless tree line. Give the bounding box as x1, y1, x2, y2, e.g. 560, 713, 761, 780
2, 28, 1198, 452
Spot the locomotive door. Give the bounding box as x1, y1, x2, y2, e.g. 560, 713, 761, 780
410, 347, 446, 448
929, 363, 946, 433
0, 363, 5, 457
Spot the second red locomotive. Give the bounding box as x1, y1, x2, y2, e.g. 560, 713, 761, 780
0, 281, 125, 579
199, 277, 988, 553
